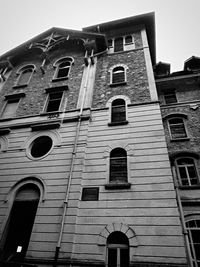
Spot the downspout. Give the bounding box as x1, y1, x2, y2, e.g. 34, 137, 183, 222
53, 53, 91, 267
171, 166, 193, 267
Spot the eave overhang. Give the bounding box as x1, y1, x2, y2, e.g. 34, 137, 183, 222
83, 12, 156, 65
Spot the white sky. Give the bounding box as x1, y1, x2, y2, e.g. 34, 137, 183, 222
0, 0, 199, 72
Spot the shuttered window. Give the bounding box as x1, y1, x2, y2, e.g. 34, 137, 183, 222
169, 118, 187, 139
2, 99, 19, 118
163, 89, 177, 104
110, 148, 127, 183
112, 67, 125, 84
15, 65, 35, 87
111, 99, 126, 123
114, 37, 123, 52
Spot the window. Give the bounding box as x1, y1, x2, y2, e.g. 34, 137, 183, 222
53, 57, 74, 81
82, 187, 99, 201
2, 184, 40, 261
110, 148, 127, 183
112, 66, 125, 85
186, 219, 200, 267
107, 232, 129, 267
1, 93, 25, 119
168, 117, 187, 139
108, 35, 135, 53
163, 89, 177, 104
114, 37, 123, 52
29, 136, 53, 159
45, 91, 63, 113
1, 98, 19, 118
176, 157, 199, 186
111, 99, 126, 123
14, 65, 35, 87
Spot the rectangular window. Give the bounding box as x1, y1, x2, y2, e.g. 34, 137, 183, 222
1, 99, 19, 118
82, 187, 99, 201
163, 89, 177, 104
46, 92, 63, 112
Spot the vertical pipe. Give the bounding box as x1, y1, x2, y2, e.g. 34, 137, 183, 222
171, 165, 193, 267
53, 56, 91, 267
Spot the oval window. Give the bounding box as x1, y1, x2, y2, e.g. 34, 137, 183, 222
30, 136, 53, 158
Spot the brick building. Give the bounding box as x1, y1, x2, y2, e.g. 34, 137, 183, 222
0, 12, 198, 267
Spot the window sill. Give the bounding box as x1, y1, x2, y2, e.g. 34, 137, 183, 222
179, 185, 200, 190
110, 82, 127, 87
108, 120, 128, 126
12, 84, 28, 89
52, 77, 68, 82
170, 138, 190, 142
105, 183, 131, 190
40, 111, 60, 117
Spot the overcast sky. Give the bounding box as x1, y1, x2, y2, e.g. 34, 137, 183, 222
1, 0, 199, 72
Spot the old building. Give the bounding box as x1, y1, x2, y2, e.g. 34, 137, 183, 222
155, 56, 200, 267
0, 12, 194, 267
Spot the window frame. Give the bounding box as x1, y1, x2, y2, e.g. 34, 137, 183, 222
163, 89, 178, 105
13, 64, 36, 88
52, 57, 74, 82
168, 117, 188, 140
109, 65, 128, 86
186, 218, 200, 267
0, 93, 25, 119
109, 98, 128, 126
175, 157, 199, 187
108, 35, 135, 54
81, 187, 99, 201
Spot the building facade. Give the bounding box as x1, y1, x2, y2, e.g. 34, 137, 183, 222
0, 12, 196, 267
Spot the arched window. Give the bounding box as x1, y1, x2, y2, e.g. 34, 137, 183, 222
114, 37, 123, 52
110, 148, 127, 183
15, 65, 35, 87
175, 157, 199, 186
112, 66, 125, 84
107, 231, 129, 267
111, 99, 126, 123
2, 184, 40, 261
168, 117, 187, 139
53, 57, 74, 80
186, 219, 200, 266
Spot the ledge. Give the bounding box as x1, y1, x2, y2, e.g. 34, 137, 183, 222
110, 81, 127, 87
31, 122, 61, 131
170, 138, 190, 142
105, 183, 131, 190
45, 85, 68, 93
4, 92, 26, 100
179, 185, 200, 190
108, 120, 128, 126
12, 84, 28, 89
0, 128, 10, 135
52, 77, 69, 82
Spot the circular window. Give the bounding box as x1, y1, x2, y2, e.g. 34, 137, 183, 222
30, 136, 53, 159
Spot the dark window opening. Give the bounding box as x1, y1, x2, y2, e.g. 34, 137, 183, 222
108, 39, 113, 47
111, 99, 126, 123
110, 148, 127, 183
169, 118, 187, 139
112, 67, 125, 84
186, 220, 200, 266
46, 92, 63, 113
177, 158, 198, 186
114, 37, 123, 52
57, 61, 71, 78
107, 231, 129, 267
163, 89, 177, 104
30, 136, 53, 158
82, 187, 99, 201
2, 184, 39, 261
125, 35, 132, 44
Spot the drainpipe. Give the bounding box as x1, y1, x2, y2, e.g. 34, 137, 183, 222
53, 53, 91, 267
171, 166, 193, 267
